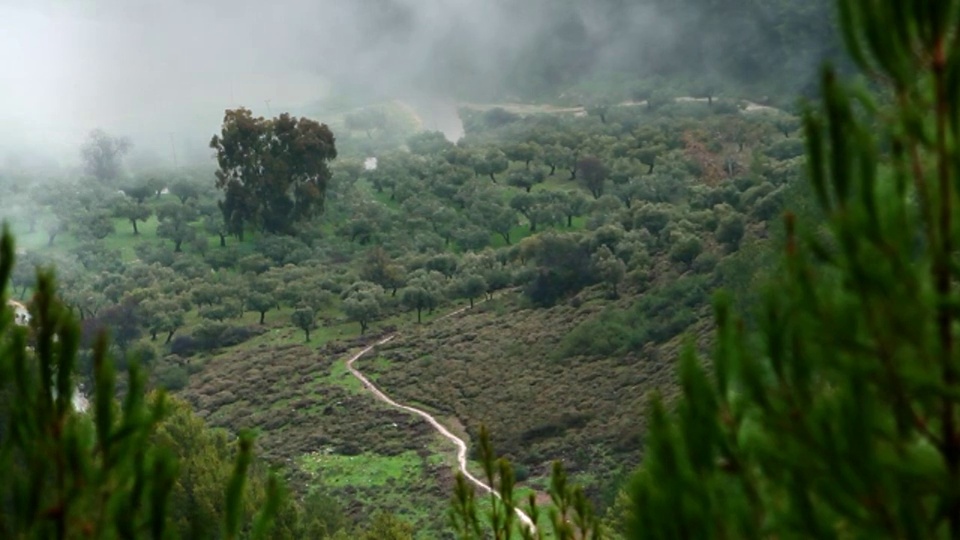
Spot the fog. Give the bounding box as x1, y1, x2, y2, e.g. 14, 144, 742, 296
0, 0, 670, 168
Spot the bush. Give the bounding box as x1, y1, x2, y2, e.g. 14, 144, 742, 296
155, 363, 189, 391
692, 251, 720, 273
169, 335, 199, 357
668, 236, 703, 266
557, 309, 647, 359
134, 242, 175, 266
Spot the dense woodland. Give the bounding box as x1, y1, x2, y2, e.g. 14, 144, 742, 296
3, 0, 958, 537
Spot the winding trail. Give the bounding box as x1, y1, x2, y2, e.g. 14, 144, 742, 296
344, 304, 537, 533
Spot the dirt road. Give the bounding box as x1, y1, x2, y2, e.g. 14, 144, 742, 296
344, 305, 537, 533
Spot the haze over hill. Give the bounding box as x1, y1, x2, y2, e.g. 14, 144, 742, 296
1, 0, 837, 169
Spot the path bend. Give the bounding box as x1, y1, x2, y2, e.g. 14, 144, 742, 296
344, 305, 536, 533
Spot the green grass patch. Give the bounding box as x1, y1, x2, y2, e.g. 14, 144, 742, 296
299, 450, 423, 489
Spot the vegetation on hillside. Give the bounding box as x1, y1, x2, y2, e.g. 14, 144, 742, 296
1, 0, 924, 535
0, 88, 809, 536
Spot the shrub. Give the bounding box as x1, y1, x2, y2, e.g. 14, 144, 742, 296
155, 363, 189, 391
691, 251, 720, 273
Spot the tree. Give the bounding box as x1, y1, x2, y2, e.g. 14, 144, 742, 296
201, 205, 229, 248
627, 2, 960, 537
511, 192, 562, 233
555, 190, 590, 227
80, 128, 131, 184
344, 108, 387, 139
773, 115, 800, 138
578, 156, 609, 199
114, 197, 152, 235
142, 297, 187, 343
246, 291, 276, 324
76, 211, 115, 241
425, 254, 458, 279
504, 142, 540, 168
592, 245, 626, 298
156, 203, 198, 252
400, 286, 433, 324
668, 236, 702, 268
472, 198, 518, 245
407, 131, 454, 156
210, 108, 337, 237
291, 306, 316, 342
474, 148, 510, 182
360, 246, 406, 296
122, 182, 155, 204
342, 282, 384, 335
453, 274, 487, 308
507, 166, 547, 193
715, 212, 746, 251
636, 147, 658, 174
45, 217, 67, 247
541, 144, 572, 176
400, 270, 443, 323
169, 179, 200, 204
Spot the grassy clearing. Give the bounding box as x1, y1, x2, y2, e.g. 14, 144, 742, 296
300, 450, 423, 489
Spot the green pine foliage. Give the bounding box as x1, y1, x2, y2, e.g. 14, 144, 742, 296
0, 226, 282, 539
623, 0, 960, 538
449, 425, 601, 540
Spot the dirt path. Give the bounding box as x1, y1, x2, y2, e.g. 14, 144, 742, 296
458, 96, 782, 116
344, 304, 537, 533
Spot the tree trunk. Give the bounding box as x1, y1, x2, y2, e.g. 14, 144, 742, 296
548, 164, 556, 176
489, 173, 497, 183
132, 219, 139, 235
416, 308, 422, 324
567, 215, 574, 227
166, 329, 176, 344
219, 234, 226, 247
360, 321, 367, 334
500, 232, 511, 245
150, 331, 157, 341
47, 233, 56, 247
174, 240, 182, 253
259, 311, 266, 324
469, 297, 474, 308
304, 328, 311, 342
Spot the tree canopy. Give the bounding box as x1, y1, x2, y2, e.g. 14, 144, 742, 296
210, 108, 337, 237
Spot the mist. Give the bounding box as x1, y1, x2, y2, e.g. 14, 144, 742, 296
0, 0, 674, 169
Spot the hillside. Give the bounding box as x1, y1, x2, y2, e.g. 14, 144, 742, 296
0, 94, 803, 537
